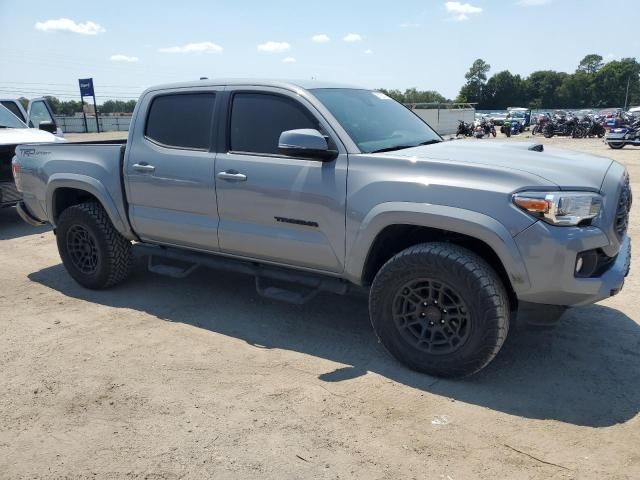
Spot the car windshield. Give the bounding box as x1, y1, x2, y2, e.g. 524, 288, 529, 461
311, 88, 441, 153
0, 104, 27, 129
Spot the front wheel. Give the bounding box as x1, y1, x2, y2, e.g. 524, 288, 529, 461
608, 141, 625, 149
532, 125, 539, 135
369, 243, 510, 378
56, 202, 132, 289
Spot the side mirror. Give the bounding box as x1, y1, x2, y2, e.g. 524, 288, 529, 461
278, 129, 337, 161
38, 121, 57, 134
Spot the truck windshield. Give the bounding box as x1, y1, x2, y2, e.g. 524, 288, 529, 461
311, 88, 441, 153
0, 104, 27, 129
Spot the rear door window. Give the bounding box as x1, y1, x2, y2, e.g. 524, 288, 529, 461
229, 93, 318, 155
145, 93, 216, 150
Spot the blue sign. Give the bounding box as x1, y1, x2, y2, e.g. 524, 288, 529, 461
78, 78, 94, 97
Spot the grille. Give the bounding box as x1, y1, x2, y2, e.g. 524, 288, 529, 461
614, 174, 632, 239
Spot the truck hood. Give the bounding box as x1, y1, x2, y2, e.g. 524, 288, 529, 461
0, 128, 62, 146
381, 140, 613, 191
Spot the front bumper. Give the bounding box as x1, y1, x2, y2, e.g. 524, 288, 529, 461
514, 221, 631, 306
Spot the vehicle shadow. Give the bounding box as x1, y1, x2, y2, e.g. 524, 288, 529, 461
29, 261, 640, 428
0, 207, 50, 240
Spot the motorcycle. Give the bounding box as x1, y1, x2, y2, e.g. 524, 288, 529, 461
456, 120, 474, 137
483, 118, 497, 138
583, 115, 606, 138
606, 113, 640, 149
500, 119, 522, 137
532, 115, 550, 135
543, 115, 585, 138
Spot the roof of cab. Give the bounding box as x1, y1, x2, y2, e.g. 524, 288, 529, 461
142, 78, 364, 96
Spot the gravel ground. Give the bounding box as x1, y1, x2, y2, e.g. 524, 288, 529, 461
0, 133, 639, 479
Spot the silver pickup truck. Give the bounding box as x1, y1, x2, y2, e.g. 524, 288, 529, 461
12, 79, 632, 377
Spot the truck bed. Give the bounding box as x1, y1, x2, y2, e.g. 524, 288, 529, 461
13, 141, 131, 234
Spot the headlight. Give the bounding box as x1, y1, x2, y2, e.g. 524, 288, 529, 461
513, 191, 602, 226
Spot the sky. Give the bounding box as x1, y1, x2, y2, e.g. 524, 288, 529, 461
1, 0, 639, 102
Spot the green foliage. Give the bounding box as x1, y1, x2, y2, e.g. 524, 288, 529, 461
40, 96, 137, 115
577, 54, 604, 74
458, 59, 491, 104
378, 88, 447, 104
459, 56, 639, 109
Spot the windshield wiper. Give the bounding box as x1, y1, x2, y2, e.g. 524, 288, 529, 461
370, 139, 442, 154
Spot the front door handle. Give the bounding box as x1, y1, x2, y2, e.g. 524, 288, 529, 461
132, 163, 156, 173
217, 170, 247, 182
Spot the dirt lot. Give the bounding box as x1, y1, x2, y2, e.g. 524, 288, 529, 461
1, 133, 639, 479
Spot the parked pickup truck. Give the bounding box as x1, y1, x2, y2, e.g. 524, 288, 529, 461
13, 79, 632, 377
1, 99, 64, 208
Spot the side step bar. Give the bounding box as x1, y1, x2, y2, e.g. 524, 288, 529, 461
133, 243, 351, 304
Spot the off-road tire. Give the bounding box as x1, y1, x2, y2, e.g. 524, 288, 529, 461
56, 202, 132, 289
369, 243, 510, 378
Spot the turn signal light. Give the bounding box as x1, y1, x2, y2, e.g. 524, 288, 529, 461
513, 197, 549, 213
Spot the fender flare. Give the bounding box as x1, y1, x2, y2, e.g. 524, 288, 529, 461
45, 174, 133, 238
344, 202, 531, 294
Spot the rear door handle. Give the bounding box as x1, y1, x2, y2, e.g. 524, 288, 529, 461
217, 170, 247, 182
132, 163, 156, 173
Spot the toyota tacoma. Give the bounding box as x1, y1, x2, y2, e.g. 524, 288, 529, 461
12, 79, 632, 377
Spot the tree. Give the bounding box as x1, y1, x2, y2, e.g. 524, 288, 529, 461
577, 54, 604, 74
482, 71, 525, 109
457, 59, 491, 103
525, 71, 568, 108
591, 58, 640, 108
377, 88, 448, 104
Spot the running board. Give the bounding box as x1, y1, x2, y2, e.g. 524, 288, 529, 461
133, 243, 350, 303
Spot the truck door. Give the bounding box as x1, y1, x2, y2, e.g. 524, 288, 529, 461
124, 89, 221, 251
26, 98, 62, 136
214, 88, 348, 273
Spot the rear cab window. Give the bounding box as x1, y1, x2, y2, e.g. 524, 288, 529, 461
145, 93, 216, 150
1, 101, 25, 123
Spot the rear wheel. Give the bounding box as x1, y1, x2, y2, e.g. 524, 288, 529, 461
608, 141, 625, 149
56, 202, 132, 289
369, 243, 510, 378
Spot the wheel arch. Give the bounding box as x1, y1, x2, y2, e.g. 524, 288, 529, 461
46, 175, 132, 238
345, 203, 531, 304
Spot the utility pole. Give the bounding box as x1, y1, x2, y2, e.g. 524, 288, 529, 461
623, 75, 631, 111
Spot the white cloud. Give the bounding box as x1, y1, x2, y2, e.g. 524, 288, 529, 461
400, 23, 421, 28
364, 49, 373, 55
516, 0, 552, 5
445, 1, 482, 14
343, 33, 362, 42
110, 54, 139, 63
257, 41, 291, 53
312, 34, 330, 43
158, 42, 223, 54
282, 57, 296, 63
445, 2, 482, 20
34, 18, 105, 35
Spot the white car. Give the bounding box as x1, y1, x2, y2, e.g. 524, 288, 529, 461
1, 100, 65, 208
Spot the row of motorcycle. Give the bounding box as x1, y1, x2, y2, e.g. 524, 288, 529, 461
531, 114, 606, 139
456, 117, 522, 139
456, 111, 640, 149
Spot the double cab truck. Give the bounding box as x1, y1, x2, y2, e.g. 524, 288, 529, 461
12, 79, 632, 377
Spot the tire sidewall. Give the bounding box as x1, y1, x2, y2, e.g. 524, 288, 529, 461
370, 245, 508, 377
